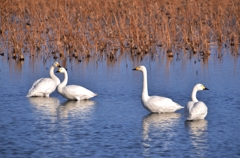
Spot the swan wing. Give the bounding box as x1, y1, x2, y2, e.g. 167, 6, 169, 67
28, 78, 43, 93
145, 96, 183, 113
62, 85, 97, 100
185, 101, 194, 115
26, 78, 57, 97
187, 101, 208, 120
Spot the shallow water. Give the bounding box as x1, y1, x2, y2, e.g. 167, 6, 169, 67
0, 51, 240, 157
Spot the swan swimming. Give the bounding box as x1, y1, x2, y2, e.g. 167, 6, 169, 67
133, 65, 183, 113
26, 62, 61, 97
186, 83, 209, 121
56, 67, 97, 101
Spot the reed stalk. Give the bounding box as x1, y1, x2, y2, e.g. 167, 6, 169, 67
0, 0, 239, 63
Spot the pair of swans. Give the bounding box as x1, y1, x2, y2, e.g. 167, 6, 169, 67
133, 65, 209, 121
26, 62, 96, 100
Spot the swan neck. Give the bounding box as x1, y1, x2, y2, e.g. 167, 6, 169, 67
61, 71, 68, 87
58, 70, 68, 93
49, 66, 60, 85
191, 87, 198, 102
142, 68, 149, 99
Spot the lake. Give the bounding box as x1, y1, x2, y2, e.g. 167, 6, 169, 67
0, 49, 240, 157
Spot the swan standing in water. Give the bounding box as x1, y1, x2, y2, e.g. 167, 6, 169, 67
186, 83, 209, 121
56, 67, 97, 101
26, 62, 61, 97
133, 65, 183, 113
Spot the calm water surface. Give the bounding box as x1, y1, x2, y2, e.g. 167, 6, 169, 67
0, 51, 240, 157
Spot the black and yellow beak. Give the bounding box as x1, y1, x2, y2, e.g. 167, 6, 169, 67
132, 66, 139, 71
56, 67, 67, 73
201, 85, 209, 90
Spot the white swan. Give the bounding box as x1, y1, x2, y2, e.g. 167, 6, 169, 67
133, 65, 183, 113
186, 83, 209, 121
26, 62, 61, 97
56, 67, 97, 101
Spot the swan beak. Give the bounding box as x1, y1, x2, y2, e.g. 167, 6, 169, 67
56, 70, 60, 73
201, 85, 209, 90
132, 67, 139, 71
55, 62, 61, 67
204, 87, 209, 90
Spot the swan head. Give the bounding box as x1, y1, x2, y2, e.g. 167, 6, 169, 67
53, 62, 61, 68
195, 83, 209, 91
56, 67, 67, 73
132, 65, 147, 72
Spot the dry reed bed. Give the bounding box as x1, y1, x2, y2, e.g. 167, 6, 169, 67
0, 0, 239, 63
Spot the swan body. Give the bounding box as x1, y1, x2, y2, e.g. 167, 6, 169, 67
133, 65, 183, 113
56, 67, 97, 101
26, 62, 61, 97
186, 83, 209, 121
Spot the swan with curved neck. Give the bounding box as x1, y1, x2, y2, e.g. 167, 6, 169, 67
186, 83, 209, 121
26, 62, 61, 97
133, 65, 183, 113
56, 67, 97, 101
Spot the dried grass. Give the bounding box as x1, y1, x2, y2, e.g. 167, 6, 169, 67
0, 0, 239, 63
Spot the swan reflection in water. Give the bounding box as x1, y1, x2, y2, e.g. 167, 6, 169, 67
185, 120, 208, 157
28, 97, 60, 117
142, 113, 181, 156
28, 97, 95, 120
58, 100, 95, 119
142, 113, 181, 140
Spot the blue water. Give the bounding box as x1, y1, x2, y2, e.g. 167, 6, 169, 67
0, 50, 240, 157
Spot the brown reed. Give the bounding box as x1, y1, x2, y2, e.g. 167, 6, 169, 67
0, 0, 239, 63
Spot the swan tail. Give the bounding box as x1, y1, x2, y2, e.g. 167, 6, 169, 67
26, 89, 37, 97
88, 92, 97, 99
26, 91, 34, 97
176, 103, 184, 109
179, 105, 184, 108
